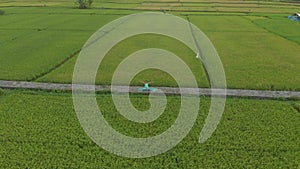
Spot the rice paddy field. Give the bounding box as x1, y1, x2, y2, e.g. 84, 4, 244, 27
0, 0, 300, 168
0, 90, 299, 168
0, 1, 300, 89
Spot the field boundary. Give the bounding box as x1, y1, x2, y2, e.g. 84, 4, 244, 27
32, 14, 132, 81
29, 49, 81, 81
243, 16, 300, 46
1, 80, 300, 99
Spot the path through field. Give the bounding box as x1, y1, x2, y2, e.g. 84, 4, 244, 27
1, 80, 299, 99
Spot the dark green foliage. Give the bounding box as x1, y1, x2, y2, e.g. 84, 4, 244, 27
0, 9, 5, 15
75, 0, 93, 9
292, 103, 300, 113
253, 16, 300, 45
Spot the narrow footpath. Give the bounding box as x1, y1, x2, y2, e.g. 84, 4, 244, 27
1, 80, 300, 99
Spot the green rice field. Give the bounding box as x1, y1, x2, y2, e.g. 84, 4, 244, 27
0, 2, 300, 90
0, 90, 299, 168
1, 0, 300, 168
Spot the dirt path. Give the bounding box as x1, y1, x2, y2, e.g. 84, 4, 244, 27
1, 80, 300, 99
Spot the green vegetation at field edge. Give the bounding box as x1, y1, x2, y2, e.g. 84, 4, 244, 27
251, 15, 300, 45
0, 9, 5, 15
0, 90, 299, 168
292, 102, 300, 113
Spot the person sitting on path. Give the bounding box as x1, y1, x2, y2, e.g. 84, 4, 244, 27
141, 80, 153, 91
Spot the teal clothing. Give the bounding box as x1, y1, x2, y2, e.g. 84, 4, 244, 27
144, 83, 150, 89
139, 82, 156, 92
